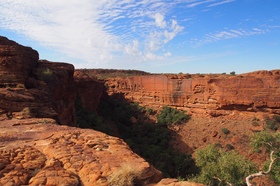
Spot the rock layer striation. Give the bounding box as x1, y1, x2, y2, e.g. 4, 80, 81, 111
106, 72, 280, 116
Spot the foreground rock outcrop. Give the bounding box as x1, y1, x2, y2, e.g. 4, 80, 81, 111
105, 72, 280, 116
0, 119, 163, 186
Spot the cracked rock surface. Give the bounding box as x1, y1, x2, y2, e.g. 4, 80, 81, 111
0, 119, 162, 186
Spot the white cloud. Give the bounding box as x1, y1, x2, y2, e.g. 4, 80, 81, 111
0, 0, 185, 68
153, 13, 167, 28
164, 52, 172, 57
125, 40, 142, 56
146, 19, 184, 51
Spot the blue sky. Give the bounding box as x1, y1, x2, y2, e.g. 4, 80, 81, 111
0, 0, 279, 74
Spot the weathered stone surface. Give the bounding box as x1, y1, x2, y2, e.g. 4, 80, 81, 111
33, 60, 77, 126
0, 119, 163, 186
0, 36, 38, 84
105, 72, 280, 115
0, 37, 77, 126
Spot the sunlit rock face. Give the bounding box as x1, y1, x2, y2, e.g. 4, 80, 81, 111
0, 119, 162, 186
105, 71, 280, 116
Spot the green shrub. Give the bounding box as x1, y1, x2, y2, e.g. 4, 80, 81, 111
194, 144, 256, 186
250, 131, 280, 184
146, 108, 154, 115
75, 99, 110, 133
273, 114, 280, 123
157, 106, 190, 126
230, 71, 236, 75
225, 144, 234, 151
265, 116, 279, 131
221, 128, 230, 135
40, 68, 54, 83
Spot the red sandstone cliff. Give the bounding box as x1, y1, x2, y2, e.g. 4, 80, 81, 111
0, 36, 109, 126
105, 73, 280, 116
0, 36, 77, 125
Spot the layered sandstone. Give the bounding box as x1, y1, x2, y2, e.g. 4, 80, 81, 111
105, 72, 280, 116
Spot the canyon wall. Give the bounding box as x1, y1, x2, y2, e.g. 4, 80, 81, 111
0, 36, 104, 126
106, 72, 280, 116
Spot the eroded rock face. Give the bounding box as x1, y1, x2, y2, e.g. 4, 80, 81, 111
0, 37, 77, 126
0, 119, 162, 186
105, 72, 280, 116
0, 36, 39, 85
33, 60, 77, 126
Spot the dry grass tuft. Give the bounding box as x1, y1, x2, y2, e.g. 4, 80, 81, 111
107, 162, 142, 186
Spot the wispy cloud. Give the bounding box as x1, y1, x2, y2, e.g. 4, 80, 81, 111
208, 0, 235, 7
0, 0, 186, 68
187, 0, 216, 8
0, 0, 263, 70
186, 0, 235, 8
191, 28, 267, 47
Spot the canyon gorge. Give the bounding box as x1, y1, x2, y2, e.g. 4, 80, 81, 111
0, 36, 279, 185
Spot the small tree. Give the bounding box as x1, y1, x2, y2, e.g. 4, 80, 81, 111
246, 131, 280, 185
230, 71, 236, 76
195, 144, 256, 186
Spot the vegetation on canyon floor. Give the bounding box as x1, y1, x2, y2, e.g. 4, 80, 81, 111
157, 106, 190, 126
75, 95, 280, 185
76, 95, 198, 178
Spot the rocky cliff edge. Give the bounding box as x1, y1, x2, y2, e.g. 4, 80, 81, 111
0, 36, 204, 185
